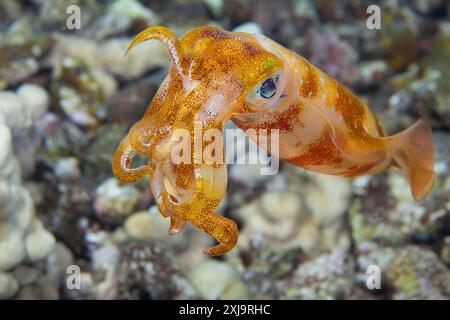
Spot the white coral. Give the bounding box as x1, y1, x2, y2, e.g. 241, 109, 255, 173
0, 85, 55, 276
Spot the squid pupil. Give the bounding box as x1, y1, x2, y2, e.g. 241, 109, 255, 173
258, 76, 277, 99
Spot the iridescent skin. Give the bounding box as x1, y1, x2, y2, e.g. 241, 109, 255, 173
113, 26, 436, 256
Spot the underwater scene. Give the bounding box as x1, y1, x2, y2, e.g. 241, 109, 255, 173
0, 0, 449, 301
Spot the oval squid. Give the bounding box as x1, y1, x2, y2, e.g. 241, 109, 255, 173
113, 26, 436, 256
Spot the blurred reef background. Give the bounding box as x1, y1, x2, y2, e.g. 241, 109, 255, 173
0, 0, 449, 300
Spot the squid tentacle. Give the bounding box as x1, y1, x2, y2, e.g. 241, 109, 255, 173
158, 163, 236, 256
124, 26, 188, 79
112, 136, 152, 184
128, 122, 155, 155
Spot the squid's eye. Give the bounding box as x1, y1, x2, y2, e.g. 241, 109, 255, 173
257, 75, 278, 99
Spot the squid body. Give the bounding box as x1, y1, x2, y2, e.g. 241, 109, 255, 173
113, 26, 436, 256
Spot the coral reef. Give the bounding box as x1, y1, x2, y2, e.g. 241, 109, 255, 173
0, 0, 448, 300
386, 246, 450, 299
0, 85, 59, 299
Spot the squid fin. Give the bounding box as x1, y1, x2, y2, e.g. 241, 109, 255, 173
388, 120, 436, 201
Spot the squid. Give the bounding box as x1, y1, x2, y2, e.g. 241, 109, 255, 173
113, 26, 436, 256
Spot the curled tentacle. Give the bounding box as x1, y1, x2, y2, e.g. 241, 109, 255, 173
191, 213, 238, 256
112, 136, 152, 184
156, 163, 236, 256
125, 26, 188, 79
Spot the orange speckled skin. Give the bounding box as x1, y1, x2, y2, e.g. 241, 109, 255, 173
113, 26, 436, 256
